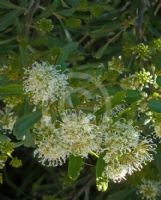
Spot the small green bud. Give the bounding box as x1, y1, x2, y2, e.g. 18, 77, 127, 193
36, 18, 54, 34
10, 157, 22, 168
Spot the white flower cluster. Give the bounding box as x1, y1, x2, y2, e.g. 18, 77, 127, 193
101, 117, 155, 182
137, 179, 161, 200
58, 110, 101, 157
34, 112, 155, 183
23, 62, 69, 106
34, 110, 101, 166
34, 125, 69, 166
24, 62, 156, 183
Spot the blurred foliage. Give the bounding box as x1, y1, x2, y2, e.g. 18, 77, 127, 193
1, 0, 161, 200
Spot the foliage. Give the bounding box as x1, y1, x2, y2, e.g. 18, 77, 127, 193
1, 1, 161, 200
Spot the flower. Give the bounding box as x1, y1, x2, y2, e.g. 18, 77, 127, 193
23, 62, 69, 106
36, 18, 54, 34
101, 117, 155, 182
154, 123, 161, 138
3, 96, 23, 109
34, 124, 69, 167
34, 109, 101, 166
132, 43, 151, 61
108, 56, 124, 74
153, 38, 161, 52
101, 118, 140, 154
137, 179, 161, 200
120, 69, 155, 91
0, 108, 17, 131
58, 110, 101, 157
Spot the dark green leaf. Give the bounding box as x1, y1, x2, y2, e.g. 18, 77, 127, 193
94, 43, 109, 59
0, 11, 21, 31
57, 42, 78, 67
0, 0, 25, 10
68, 155, 84, 180
148, 99, 161, 113
126, 90, 141, 103
13, 110, 42, 140
0, 133, 10, 142
156, 76, 161, 86
0, 84, 23, 96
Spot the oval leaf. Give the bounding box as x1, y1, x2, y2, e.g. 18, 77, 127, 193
126, 90, 141, 103
68, 155, 84, 181
156, 76, 161, 86
13, 110, 42, 139
148, 99, 161, 113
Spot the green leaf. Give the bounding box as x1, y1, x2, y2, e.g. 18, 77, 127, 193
107, 188, 135, 200
148, 99, 161, 113
0, 75, 9, 86
23, 131, 34, 147
156, 76, 161, 86
111, 91, 126, 107
154, 56, 161, 69
0, 37, 16, 45
68, 155, 84, 180
0, 0, 25, 10
0, 11, 21, 31
58, 8, 76, 17
96, 154, 108, 192
94, 43, 109, 59
126, 90, 141, 103
65, 18, 81, 28
0, 132, 10, 142
57, 42, 78, 67
66, 0, 79, 7
0, 84, 23, 96
13, 110, 42, 140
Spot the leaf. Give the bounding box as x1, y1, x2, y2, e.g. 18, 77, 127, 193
0, 84, 23, 96
0, 75, 9, 86
126, 90, 141, 103
107, 188, 135, 200
66, 0, 79, 7
18, 97, 30, 116
156, 76, 161, 86
153, 55, 161, 69
23, 131, 34, 147
94, 43, 109, 59
0, 11, 21, 31
57, 42, 78, 67
111, 91, 126, 107
0, 132, 10, 142
13, 110, 42, 140
68, 155, 84, 180
58, 8, 76, 17
96, 154, 108, 192
148, 99, 161, 113
0, 37, 16, 45
65, 18, 81, 28
0, 0, 25, 10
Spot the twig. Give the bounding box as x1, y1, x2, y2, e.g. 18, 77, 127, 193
136, 0, 150, 42
154, 0, 161, 16
25, 0, 40, 37
73, 178, 95, 200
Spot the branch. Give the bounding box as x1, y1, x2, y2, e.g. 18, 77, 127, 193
136, 0, 150, 42
25, 0, 40, 37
